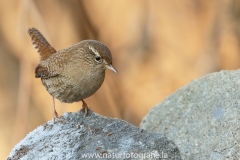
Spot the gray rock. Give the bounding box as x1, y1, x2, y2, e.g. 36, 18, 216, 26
140, 70, 240, 159
8, 110, 181, 160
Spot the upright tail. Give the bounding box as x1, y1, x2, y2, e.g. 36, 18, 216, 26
28, 28, 56, 61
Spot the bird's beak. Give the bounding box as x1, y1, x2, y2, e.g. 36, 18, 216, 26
106, 64, 118, 74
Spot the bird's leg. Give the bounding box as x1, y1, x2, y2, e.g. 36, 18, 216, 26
52, 96, 58, 121
81, 100, 89, 117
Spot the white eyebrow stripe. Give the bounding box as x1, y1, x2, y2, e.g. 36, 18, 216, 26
89, 45, 100, 57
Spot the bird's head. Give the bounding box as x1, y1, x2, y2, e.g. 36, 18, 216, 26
80, 40, 118, 74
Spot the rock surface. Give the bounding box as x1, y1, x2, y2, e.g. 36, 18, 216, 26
141, 70, 240, 159
8, 110, 181, 160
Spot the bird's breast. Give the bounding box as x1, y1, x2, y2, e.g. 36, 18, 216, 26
41, 69, 105, 103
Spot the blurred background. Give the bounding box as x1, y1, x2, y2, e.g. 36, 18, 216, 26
1, 0, 240, 158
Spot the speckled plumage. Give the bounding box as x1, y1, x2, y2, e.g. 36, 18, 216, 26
28, 28, 117, 118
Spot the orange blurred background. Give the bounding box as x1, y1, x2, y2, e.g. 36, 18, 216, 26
1, 0, 240, 159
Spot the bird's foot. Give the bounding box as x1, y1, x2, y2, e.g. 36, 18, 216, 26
53, 109, 59, 118
53, 111, 58, 123
80, 100, 91, 117
52, 97, 63, 123
53, 118, 64, 124
53, 110, 63, 123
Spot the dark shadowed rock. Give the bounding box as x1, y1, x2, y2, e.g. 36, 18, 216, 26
8, 110, 181, 160
141, 70, 240, 159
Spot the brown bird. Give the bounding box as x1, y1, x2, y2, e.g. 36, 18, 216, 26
28, 28, 118, 119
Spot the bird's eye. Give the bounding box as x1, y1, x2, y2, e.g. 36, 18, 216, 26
95, 56, 101, 61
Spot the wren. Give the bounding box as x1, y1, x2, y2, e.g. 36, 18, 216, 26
28, 28, 118, 119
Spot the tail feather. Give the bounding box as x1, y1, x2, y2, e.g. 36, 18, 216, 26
28, 28, 56, 61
